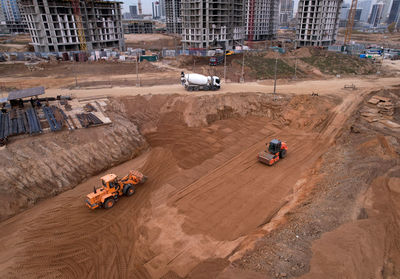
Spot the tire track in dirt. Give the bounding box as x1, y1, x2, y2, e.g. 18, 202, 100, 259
0, 93, 352, 278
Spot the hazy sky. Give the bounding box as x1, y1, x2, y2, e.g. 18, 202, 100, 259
121, 0, 353, 15
122, 0, 153, 14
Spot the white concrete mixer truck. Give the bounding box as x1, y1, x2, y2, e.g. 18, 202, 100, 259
180, 72, 221, 91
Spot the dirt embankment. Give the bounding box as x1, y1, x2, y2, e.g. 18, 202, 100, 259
0, 92, 340, 279
221, 89, 400, 279
0, 113, 148, 221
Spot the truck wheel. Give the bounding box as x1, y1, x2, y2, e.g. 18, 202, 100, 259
125, 186, 136, 196
280, 149, 287, 159
103, 198, 115, 209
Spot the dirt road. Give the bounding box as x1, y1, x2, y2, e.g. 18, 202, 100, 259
47, 76, 400, 100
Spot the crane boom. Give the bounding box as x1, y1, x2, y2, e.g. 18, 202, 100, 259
344, 0, 358, 45
138, 0, 143, 15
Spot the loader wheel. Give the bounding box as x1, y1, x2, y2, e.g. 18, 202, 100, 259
280, 149, 287, 159
103, 198, 115, 209
126, 186, 135, 197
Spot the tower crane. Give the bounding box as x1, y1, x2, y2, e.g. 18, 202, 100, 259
138, 0, 143, 15
344, 0, 358, 45
71, 0, 87, 51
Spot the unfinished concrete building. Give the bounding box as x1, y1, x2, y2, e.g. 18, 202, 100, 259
123, 19, 153, 34
165, 0, 182, 33
295, 0, 342, 47
279, 0, 294, 27
245, 0, 278, 41
19, 0, 124, 52
181, 0, 245, 49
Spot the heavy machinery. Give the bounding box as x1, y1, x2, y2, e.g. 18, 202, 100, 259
209, 55, 224, 66
257, 139, 288, 166
180, 72, 221, 91
85, 170, 147, 209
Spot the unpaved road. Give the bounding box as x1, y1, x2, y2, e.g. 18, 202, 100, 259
0, 80, 370, 278
47, 76, 400, 100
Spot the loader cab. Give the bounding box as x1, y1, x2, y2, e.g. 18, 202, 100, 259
268, 139, 281, 154
101, 174, 118, 189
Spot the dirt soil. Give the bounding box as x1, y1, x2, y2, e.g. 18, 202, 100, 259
1, 82, 399, 279
337, 28, 400, 48
125, 34, 181, 50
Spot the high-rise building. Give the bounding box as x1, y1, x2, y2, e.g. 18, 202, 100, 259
358, 0, 373, 22
296, 0, 343, 47
181, 0, 245, 49
355, 8, 363, 21
130, 5, 138, 18
246, 0, 279, 41
159, 0, 166, 18
340, 3, 350, 20
279, 0, 294, 28
152, 1, 161, 19
368, 2, 385, 26
0, 5, 8, 33
165, 0, 181, 33
0, 0, 26, 33
1, 0, 21, 22
20, 0, 124, 52
387, 0, 400, 26
381, 0, 392, 22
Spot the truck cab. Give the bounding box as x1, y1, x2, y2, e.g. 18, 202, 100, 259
209, 56, 224, 66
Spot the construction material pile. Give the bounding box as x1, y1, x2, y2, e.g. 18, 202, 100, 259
0, 107, 42, 141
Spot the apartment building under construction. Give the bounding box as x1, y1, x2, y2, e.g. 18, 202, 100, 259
20, 0, 124, 52
295, 0, 342, 47
165, 0, 182, 33
181, 0, 245, 49
245, 0, 278, 41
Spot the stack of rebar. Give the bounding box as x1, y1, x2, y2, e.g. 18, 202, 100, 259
0, 113, 11, 140
76, 113, 103, 128
43, 106, 63, 131
25, 107, 42, 134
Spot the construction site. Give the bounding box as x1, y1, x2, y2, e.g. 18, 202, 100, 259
0, 0, 400, 278
0, 39, 399, 277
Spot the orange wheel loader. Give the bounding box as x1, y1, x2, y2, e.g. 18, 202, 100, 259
257, 139, 288, 166
85, 170, 147, 209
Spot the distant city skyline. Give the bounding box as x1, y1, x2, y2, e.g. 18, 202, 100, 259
123, 0, 153, 14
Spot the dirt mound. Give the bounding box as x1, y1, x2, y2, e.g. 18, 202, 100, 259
0, 114, 148, 221
301, 48, 376, 75
291, 47, 312, 58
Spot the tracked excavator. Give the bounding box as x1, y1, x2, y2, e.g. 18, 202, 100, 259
85, 170, 147, 209
257, 139, 288, 166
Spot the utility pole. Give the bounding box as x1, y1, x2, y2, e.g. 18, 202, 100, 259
136, 54, 140, 87
273, 56, 278, 100
223, 50, 227, 83
74, 62, 78, 88
240, 49, 245, 83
